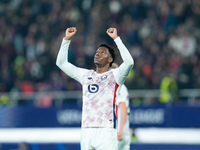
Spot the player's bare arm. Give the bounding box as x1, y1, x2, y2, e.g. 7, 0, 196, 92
117, 102, 127, 141
106, 27, 118, 40
65, 27, 77, 40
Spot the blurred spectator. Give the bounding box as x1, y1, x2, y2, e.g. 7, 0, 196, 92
35, 94, 53, 108
159, 74, 178, 104
0, 94, 13, 107
0, 0, 200, 106
16, 142, 31, 150
168, 24, 197, 57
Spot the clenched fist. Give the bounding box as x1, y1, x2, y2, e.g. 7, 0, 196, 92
65, 27, 77, 40
106, 28, 118, 40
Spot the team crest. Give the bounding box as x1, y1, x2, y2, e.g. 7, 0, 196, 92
101, 75, 107, 81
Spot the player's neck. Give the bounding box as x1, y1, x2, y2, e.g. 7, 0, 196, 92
96, 66, 110, 74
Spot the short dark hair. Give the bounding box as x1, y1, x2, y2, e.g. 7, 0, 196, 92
99, 44, 115, 67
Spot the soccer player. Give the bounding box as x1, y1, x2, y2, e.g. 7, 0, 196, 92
56, 27, 134, 150
111, 63, 131, 150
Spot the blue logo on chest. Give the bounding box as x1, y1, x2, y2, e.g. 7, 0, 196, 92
88, 84, 99, 93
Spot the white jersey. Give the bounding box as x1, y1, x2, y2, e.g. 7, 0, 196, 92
82, 69, 119, 128
56, 36, 134, 128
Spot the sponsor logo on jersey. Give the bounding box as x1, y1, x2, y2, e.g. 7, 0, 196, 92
88, 84, 99, 93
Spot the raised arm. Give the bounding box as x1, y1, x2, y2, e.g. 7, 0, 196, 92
107, 28, 134, 85
56, 27, 87, 83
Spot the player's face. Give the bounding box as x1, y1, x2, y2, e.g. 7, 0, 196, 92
94, 47, 112, 66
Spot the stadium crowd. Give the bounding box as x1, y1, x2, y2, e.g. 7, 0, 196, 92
0, 0, 200, 105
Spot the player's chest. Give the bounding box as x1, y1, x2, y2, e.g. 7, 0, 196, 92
82, 72, 115, 93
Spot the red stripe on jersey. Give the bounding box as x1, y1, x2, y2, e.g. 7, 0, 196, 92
113, 83, 119, 128
113, 83, 119, 117
113, 83, 119, 105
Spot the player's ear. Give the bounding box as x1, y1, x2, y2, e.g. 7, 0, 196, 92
108, 57, 113, 63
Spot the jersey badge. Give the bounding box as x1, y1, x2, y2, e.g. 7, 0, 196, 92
101, 75, 107, 81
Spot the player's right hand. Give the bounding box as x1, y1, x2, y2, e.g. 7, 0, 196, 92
117, 130, 123, 141
65, 27, 77, 40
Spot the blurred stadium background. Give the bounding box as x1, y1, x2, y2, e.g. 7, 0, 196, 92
0, 0, 200, 149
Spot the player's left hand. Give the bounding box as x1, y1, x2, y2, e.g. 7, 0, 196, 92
106, 27, 118, 40
65, 27, 77, 40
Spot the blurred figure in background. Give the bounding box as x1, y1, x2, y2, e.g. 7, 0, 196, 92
0, 0, 200, 106
17, 142, 30, 150
159, 72, 178, 104
11, 142, 31, 150
111, 63, 131, 150
0, 94, 12, 107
